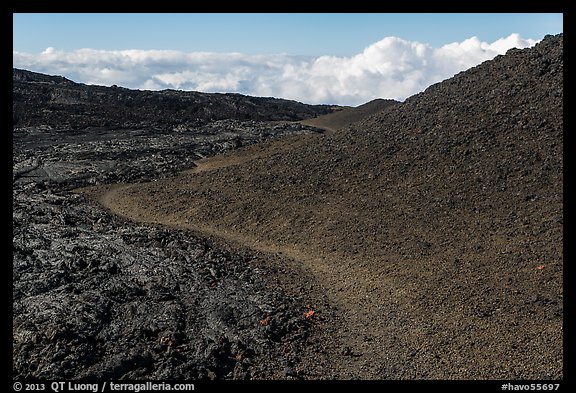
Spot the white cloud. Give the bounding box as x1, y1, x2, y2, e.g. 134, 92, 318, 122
13, 34, 538, 106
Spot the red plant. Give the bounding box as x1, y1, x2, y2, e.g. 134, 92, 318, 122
304, 306, 315, 320
259, 315, 270, 326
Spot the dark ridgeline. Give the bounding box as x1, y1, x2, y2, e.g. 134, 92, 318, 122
13, 68, 336, 130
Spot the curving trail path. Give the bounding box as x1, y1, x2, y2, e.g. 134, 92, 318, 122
82, 100, 563, 379
87, 129, 411, 379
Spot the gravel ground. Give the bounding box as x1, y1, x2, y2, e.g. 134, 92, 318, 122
101, 34, 563, 379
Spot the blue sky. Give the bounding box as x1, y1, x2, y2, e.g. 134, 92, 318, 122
13, 13, 562, 56
13, 13, 563, 105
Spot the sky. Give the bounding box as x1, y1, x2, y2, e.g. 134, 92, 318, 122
13, 13, 563, 106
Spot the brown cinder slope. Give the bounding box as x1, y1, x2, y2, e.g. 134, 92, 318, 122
300, 98, 399, 132
107, 34, 563, 379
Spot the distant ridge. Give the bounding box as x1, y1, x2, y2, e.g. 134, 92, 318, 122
12, 68, 337, 130
13, 68, 76, 85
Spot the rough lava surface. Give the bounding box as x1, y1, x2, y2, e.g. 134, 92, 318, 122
13, 73, 339, 379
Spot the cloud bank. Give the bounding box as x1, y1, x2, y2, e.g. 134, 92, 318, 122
13, 34, 537, 106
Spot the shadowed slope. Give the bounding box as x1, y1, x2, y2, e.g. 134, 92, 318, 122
102, 35, 563, 379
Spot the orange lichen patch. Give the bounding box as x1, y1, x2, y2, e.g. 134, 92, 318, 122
536, 265, 545, 271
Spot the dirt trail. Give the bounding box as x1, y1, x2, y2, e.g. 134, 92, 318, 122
93, 135, 409, 379
35, 36, 565, 379
93, 116, 562, 379
183, 133, 318, 175
298, 120, 337, 135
